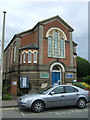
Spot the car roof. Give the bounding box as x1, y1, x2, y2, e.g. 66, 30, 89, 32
51, 85, 74, 87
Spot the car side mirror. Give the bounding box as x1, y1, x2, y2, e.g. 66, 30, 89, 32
50, 91, 55, 95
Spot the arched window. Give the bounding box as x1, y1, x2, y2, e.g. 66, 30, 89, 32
20, 53, 22, 63
28, 51, 32, 63
33, 51, 38, 63
23, 52, 26, 63
47, 28, 66, 58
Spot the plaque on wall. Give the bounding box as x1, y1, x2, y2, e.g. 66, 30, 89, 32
40, 73, 49, 78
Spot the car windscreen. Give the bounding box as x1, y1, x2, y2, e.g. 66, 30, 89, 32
38, 86, 53, 94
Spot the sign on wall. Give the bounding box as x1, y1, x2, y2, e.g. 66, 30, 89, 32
66, 73, 73, 78
20, 77, 29, 88
12, 81, 17, 85
40, 73, 49, 78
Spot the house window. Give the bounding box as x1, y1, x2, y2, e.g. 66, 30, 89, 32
23, 52, 26, 63
47, 28, 66, 58
33, 51, 38, 63
28, 51, 32, 63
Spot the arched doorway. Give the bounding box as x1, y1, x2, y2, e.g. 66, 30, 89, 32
50, 62, 65, 85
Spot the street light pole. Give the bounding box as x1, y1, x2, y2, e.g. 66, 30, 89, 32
2, 11, 6, 65
0, 11, 6, 100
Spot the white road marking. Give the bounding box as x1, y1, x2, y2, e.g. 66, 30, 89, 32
21, 112, 25, 116
55, 112, 62, 115
66, 111, 72, 114
48, 108, 88, 116
62, 112, 66, 114
48, 112, 54, 114
84, 109, 88, 111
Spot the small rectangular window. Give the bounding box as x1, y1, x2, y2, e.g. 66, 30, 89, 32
33, 52, 38, 63
23, 52, 26, 63
28, 52, 32, 63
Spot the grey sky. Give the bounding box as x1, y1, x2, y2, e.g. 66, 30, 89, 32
0, 0, 88, 60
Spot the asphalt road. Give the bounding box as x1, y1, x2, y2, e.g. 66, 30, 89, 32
1, 104, 89, 119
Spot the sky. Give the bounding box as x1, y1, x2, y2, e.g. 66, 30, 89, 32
0, 0, 89, 61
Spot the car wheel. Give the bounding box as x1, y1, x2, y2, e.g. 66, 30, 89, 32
32, 101, 45, 113
77, 98, 86, 109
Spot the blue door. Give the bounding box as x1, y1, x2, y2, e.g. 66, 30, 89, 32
52, 72, 60, 85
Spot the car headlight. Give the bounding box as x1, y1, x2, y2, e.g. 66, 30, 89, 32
21, 98, 28, 102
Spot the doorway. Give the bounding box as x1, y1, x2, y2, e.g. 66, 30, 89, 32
51, 65, 61, 85
52, 71, 61, 85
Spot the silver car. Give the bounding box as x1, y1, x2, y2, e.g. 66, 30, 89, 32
18, 85, 90, 112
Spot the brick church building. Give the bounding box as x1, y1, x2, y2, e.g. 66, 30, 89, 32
3, 15, 77, 95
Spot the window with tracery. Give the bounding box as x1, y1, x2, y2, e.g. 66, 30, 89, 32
47, 29, 66, 58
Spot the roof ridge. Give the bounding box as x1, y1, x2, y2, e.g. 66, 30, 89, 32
16, 15, 74, 37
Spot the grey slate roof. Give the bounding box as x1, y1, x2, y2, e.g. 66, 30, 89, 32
19, 43, 38, 50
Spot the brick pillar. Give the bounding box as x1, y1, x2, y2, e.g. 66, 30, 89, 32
11, 79, 17, 95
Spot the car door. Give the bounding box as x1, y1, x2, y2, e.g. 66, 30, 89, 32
46, 86, 66, 107
62, 86, 79, 106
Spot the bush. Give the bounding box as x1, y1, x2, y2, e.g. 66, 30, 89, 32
82, 76, 90, 85
74, 82, 86, 89
74, 82, 90, 90
2, 94, 12, 100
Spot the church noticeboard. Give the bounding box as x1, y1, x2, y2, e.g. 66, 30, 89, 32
40, 73, 49, 78
20, 77, 29, 88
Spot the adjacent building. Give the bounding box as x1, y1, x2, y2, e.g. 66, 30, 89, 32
3, 15, 77, 95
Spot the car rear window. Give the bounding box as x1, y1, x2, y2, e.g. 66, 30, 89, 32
65, 86, 78, 93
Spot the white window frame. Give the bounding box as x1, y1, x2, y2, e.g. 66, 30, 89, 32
20, 53, 22, 63
23, 52, 26, 63
28, 50, 32, 63
46, 28, 67, 58
33, 50, 38, 63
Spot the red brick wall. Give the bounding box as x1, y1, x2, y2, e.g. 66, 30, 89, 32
43, 20, 70, 40
20, 20, 71, 67
20, 49, 38, 65
43, 20, 71, 67
20, 30, 38, 47
11, 80, 17, 95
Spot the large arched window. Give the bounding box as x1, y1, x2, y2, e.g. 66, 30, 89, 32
47, 28, 66, 58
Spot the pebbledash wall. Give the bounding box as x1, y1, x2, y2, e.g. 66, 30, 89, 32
3, 15, 77, 95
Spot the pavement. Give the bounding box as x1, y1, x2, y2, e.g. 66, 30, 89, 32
1, 100, 18, 108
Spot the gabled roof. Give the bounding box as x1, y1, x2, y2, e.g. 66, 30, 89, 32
4, 15, 74, 51
19, 43, 38, 50
16, 15, 74, 37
